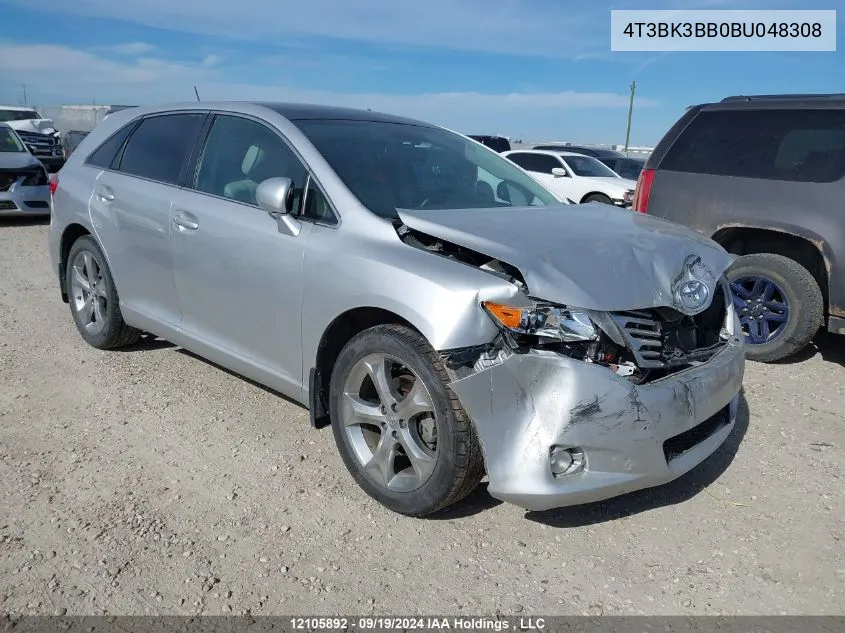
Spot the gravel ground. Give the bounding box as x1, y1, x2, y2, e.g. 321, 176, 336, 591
1, 218, 843, 617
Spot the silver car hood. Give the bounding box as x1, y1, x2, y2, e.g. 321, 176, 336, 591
0, 152, 42, 170
397, 204, 733, 312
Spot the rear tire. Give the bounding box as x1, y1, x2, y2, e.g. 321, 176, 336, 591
66, 236, 141, 350
727, 253, 823, 363
583, 193, 613, 205
328, 324, 484, 517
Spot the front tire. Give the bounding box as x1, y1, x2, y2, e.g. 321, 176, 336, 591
727, 253, 823, 363
328, 325, 484, 516
583, 193, 613, 205
66, 236, 141, 350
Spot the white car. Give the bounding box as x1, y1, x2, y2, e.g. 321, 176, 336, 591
503, 149, 636, 207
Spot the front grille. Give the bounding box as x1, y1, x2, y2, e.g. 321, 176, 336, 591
0, 168, 47, 191
16, 130, 61, 157
663, 405, 730, 462
611, 281, 729, 370
24, 200, 49, 209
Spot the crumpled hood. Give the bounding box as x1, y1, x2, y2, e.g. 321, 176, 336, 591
397, 203, 733, 312
0, 151, 43, 170
6, 119, 58, 136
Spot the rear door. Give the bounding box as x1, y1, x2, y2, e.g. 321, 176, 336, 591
88, 111, 207, 328
169, 113, 313, 393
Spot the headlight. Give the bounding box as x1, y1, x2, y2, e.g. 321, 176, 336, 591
482, 301, 598, 343
623, 190, 634, 204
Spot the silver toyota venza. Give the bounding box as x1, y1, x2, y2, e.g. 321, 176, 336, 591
49, 102, 745, 516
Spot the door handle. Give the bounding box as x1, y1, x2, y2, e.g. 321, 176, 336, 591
173, 211, 199, 231
96, 186, 115, 202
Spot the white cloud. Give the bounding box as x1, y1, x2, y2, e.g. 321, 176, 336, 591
100, 42, 158, 56
0, 0, 602, 58
0, 43, 658, 139
1, 0, 779, 58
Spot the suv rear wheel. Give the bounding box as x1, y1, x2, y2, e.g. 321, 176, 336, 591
66, 236, 142, 350
727, 253, 823, 362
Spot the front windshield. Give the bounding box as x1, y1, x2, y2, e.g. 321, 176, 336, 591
0, 127, 26, 153
561, 154, 621, 178
0, 109, 40, 122
294, 119, 560, 218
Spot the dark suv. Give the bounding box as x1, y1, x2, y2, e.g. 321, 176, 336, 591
467, 135, 511, 153
633, 94, 845, 362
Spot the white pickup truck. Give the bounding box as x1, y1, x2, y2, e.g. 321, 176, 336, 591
0, 105, 64, 170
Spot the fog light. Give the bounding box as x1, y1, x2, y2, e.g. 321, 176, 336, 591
549, 446, 585, 477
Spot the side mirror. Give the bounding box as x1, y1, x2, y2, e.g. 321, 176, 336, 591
551, 167, 568, 177
256, 177, 294, 216
496, 181, 511, 202
255, 177, 302, 237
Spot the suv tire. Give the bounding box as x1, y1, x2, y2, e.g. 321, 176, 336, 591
727, 253, 823, 363
329, 324, 484, 516
66, 236, 142, 350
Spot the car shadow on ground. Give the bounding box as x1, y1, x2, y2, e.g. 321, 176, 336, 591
770, 330, 845, 366
0, 217, 50, 227
112, 333, 176, 353
522, 391, 751, 528
175, 348, 306, 408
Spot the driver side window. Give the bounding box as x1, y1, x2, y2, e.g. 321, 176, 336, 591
193, 115, 307, 210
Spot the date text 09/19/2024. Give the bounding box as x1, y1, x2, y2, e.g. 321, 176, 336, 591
290, 617, 547, 631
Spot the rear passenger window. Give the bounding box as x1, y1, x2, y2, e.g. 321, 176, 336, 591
661, 109, 845, 183
118, 113, 206, 185
86, 122, 137, 169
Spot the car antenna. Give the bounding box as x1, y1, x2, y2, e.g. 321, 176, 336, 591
194, 86, 201, 101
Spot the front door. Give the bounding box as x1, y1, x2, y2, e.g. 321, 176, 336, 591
170, 114, 312, 394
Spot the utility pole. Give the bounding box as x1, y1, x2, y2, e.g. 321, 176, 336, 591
624, 80, 635, 155
22, 84, 27, 106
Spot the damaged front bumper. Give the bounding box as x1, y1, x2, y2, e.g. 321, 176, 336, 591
0, 184, 51, 216
448, 334, 745, 512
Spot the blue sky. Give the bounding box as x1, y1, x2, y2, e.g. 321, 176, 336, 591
0, 0, 841, 144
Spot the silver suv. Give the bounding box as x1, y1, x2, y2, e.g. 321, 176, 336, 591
49, 102, 745, 516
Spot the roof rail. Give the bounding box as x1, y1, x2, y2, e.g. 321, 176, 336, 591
721, 94, 845, 102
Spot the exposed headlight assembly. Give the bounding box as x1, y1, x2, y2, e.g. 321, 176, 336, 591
482, 301, 598, 343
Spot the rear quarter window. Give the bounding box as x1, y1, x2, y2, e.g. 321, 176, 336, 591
660, 108, 845, 184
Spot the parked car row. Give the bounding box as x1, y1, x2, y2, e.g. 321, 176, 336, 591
12, 94, 844, 517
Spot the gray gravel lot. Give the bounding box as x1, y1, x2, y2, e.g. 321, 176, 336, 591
1, 218, 843, 616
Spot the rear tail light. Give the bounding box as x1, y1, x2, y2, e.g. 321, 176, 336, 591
632, 168, 654, 213
49, 173, 58, 195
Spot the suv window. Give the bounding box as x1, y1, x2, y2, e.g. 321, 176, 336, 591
301, 179, 337, 224
193, 114, 308, 210
118, 113, 206, 185
661, 109, 845, 184
86, 122, 138, 169
509, 152, 560, 174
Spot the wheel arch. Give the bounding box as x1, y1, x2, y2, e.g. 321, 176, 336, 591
580, 191, 611, 204
58, 223, 92, 303
308, 307, 421, 429
712, 226, 831, 314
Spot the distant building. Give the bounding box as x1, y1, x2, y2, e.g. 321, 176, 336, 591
38, 105, 136, 133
